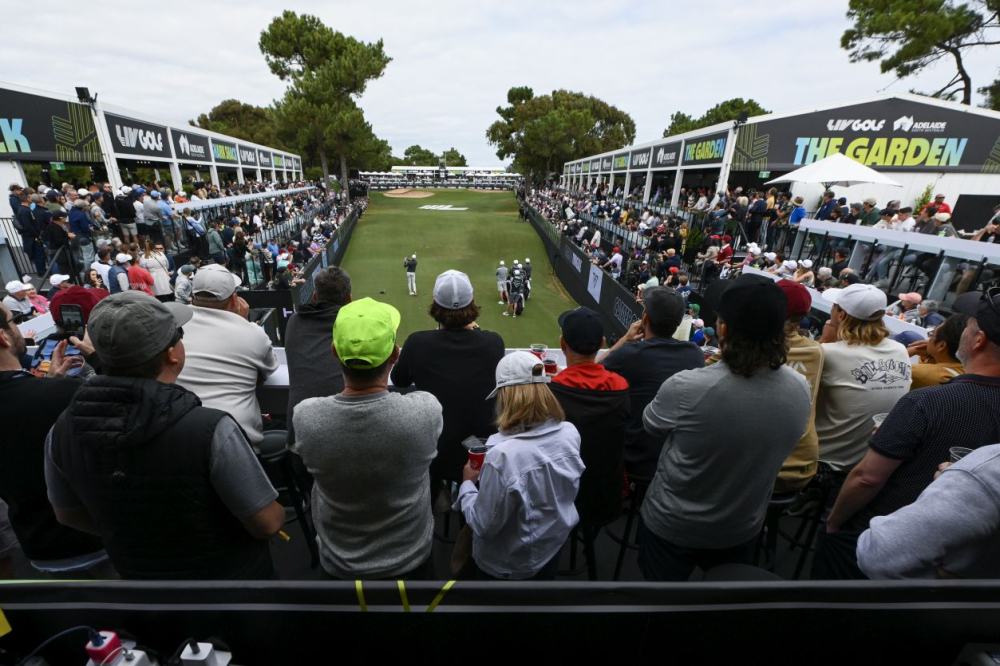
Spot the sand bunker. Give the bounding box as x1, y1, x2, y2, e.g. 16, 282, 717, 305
383, 189, 435, 198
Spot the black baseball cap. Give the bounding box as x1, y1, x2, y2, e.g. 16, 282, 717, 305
708, 274, 787, 339
51, 209, 67, 219
558, 307, 605, 355
954, 290, 1000, 345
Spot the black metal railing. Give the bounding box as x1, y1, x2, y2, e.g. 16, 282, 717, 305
0, 216, 34, 277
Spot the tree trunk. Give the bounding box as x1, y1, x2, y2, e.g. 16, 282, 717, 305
316, 128, 331, 190
944, 44, 973, 104
338, 138, 350, 205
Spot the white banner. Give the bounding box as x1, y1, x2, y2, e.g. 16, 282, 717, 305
587, 262, 604, 303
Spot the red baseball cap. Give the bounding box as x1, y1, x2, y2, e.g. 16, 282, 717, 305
776, 278, 812, 316
669, 266, 679, 274
49, 285, 109, 324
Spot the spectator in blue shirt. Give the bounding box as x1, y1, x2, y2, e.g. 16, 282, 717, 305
68, 199, 96, 268
816, 191, 838, 220
790, 196, 808, 226
154, 192, 179, 252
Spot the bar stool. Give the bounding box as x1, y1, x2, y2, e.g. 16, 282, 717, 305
258, 430, 319, 569
781, 469, 847, 579
755, 492, 799, 571
604, 474, 652, 581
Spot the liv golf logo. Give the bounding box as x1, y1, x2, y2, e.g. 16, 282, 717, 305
115, 123, 163, 152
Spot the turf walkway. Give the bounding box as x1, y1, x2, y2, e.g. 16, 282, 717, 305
340, 190, 579, 348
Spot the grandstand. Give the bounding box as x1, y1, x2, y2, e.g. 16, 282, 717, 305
361, 165, 522, 190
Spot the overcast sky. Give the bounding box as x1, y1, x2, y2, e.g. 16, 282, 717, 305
2, 0, 996, 166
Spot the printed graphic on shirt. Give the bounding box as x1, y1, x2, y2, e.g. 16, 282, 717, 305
852, 358, 911, 386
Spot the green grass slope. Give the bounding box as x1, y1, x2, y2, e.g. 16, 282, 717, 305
340, 190, 578, 348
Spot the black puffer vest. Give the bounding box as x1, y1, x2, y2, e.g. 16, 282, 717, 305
49, 376, 272, 580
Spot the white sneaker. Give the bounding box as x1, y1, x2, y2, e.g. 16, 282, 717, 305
513, 314, 517, 318
503, 312, 509, 316
498, 301, 504, 305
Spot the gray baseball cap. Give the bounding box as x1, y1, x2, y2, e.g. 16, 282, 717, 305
89, 292, 192, 367
192, 264, 242, 301
433, 269, 474, 309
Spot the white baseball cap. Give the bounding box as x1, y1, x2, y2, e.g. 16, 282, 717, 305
784, 260, 798, 270
49, 274, 71, 286
499, 260, 505, 266
801, 259, 813, 269
77, 188, 89, 196
823, 284, 887, 321
120, 186, 132, 194
4, 280, 29, 294
115, 253, 132, 265
486, 351, 551, 399
433, 270, 474, 310
192, 264, 242, 301
765, 252, 777, 261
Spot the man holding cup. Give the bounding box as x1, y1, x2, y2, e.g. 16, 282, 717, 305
819, 289, 1000, 579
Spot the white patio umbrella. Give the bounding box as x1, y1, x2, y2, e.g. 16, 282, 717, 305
764, 152, 902, 189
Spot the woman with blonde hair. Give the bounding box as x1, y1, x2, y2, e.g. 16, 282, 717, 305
139, 239, 174, 301
455, 352, 584, 580
794, 259, 815, 287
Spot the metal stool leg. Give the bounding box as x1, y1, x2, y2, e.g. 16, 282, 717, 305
583, 526, 599, 581
613, 490, 641, 581
279, 456, 319, 569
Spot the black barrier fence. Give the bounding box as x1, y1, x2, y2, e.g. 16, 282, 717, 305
0, 216, 33, 277
525, 206, 642, 340
292, 204, 361, 306
1, 580, 999, 664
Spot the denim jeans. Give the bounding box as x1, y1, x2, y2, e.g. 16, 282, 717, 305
637, 519, 757, 582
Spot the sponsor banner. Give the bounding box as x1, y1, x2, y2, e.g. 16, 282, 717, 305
587, 262, 604, 302
590, 159, 601, 173
651, 141, 681, 168
0, 88, 101, 162
612, 153, 629, 172
629, 147, 651, 170
582, 161, 590, 173
238, 145, 257, 166
105, 113, 171, 159
681, 131, 728, 166
292, 157, 301, 171
171, 130, 211, 163
274, 154, 287, 168
259, 150, 273, 168
211, 139, 239, 164
733, 98, 1000, 174
601, 156, 613, 171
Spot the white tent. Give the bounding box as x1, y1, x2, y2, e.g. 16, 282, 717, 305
765, 152, 902, 188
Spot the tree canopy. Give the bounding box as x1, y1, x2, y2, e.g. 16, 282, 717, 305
395, 145, 467, 167
259, 10, 391, 199
663, 98, 770, 137
841, 0, 1000, 104
441, 147, 467, 166
402, 145, 440, 166
486, 87, 635, 182
192, 100, 285, 149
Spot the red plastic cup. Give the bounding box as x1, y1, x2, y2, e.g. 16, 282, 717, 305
468, 445, 488, 471
529, 343, 548, 359
543, 358, 558, 375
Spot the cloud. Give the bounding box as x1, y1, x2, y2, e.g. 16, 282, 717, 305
0, 0, 995, 167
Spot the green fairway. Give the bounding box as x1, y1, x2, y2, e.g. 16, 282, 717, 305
340, 190, 579, 348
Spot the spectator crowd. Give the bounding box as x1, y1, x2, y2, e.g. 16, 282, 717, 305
3, 219, 1000, 583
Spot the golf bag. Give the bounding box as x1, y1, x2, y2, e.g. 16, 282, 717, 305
511, 291, 525, 316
